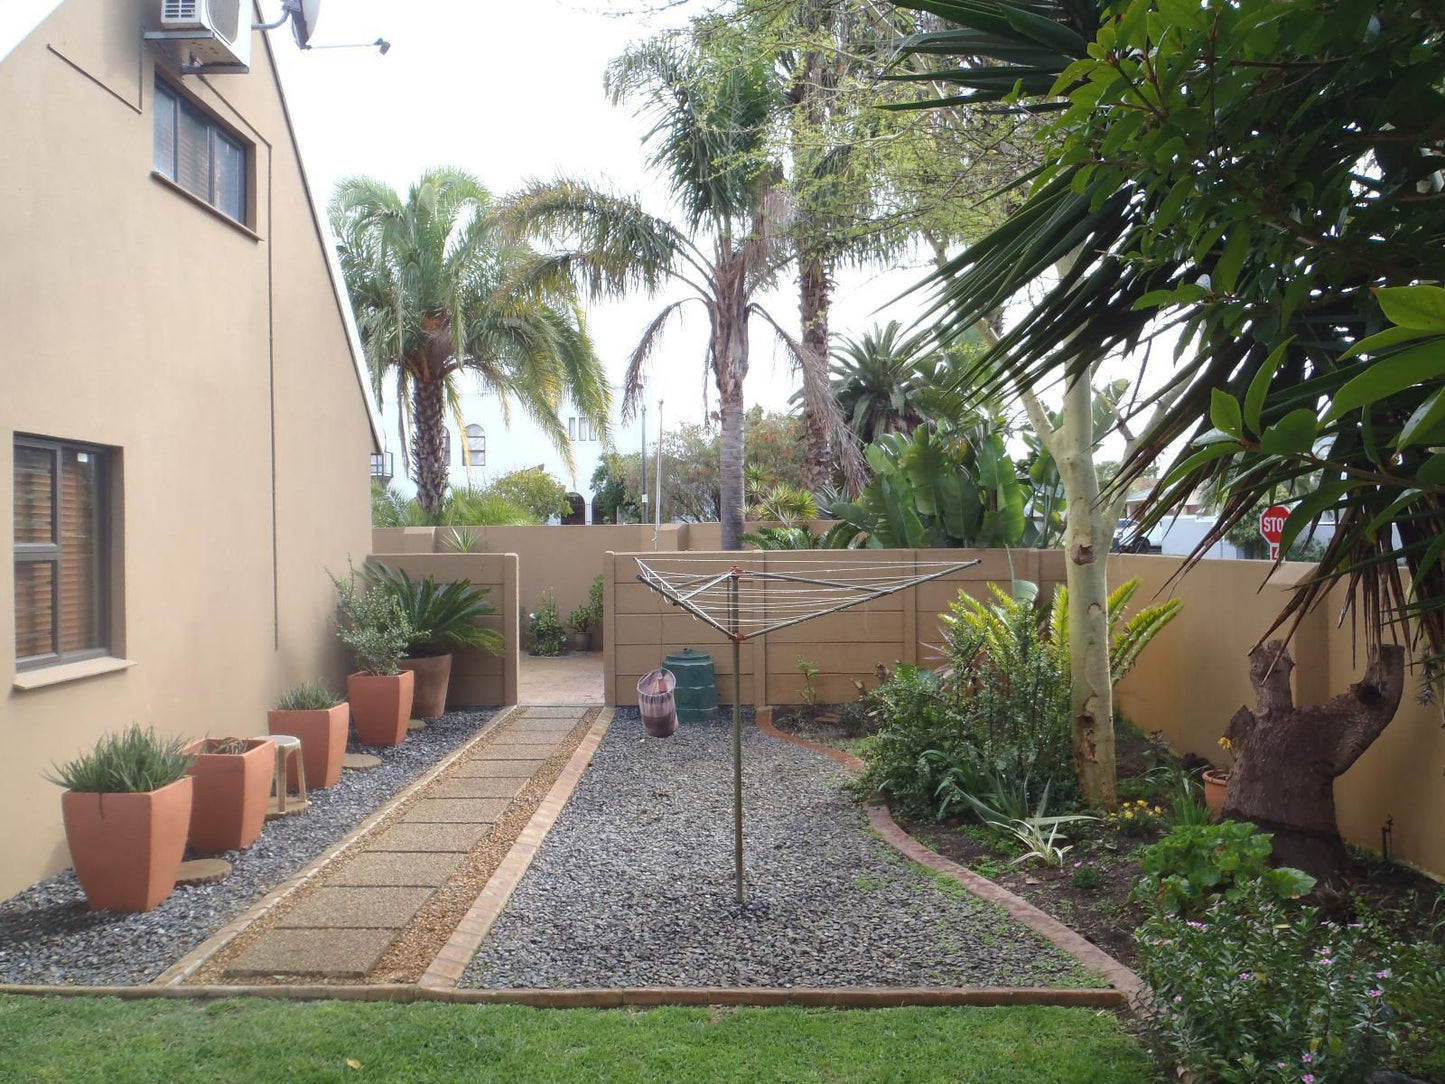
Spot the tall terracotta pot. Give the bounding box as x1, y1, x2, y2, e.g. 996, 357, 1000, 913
400, 653, 452, 719
268, 703, 349, 789
62, 777, 193, 913
347, 670, 414, 747
183, 738, 274, 854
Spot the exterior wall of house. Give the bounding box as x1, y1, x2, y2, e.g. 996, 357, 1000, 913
0, 0, 377, 899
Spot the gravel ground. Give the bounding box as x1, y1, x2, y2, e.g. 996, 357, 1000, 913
0, 708, 495, 987
464, 708, 1098, 989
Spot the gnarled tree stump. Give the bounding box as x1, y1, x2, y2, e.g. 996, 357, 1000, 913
1221, 639, 1405, 883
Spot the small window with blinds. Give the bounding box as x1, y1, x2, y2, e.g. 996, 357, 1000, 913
153, 79, 248, 224
14, 437, 111, 670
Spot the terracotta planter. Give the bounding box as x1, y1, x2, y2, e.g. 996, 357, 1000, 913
400, 653, 452, 719
62, 776, 193, 913
1203, 769, 1230, 818
268, 703, 349, 789
183, 738, 275, 854
347, 670, 414, 747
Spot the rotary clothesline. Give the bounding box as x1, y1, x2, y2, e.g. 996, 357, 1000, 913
633, 555, 981, 903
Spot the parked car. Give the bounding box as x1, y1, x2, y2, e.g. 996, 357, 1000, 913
1112, 518, 1159, 554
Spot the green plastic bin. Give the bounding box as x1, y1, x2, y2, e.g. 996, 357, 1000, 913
663, 648, 718, 724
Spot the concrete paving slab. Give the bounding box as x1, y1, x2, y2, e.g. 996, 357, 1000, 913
479, 744, 560, 760
401, 797, 508, 823
275, 887, 433, 929
328, 851, 464, 887
453, 758, 545, 778
227, 928, 397, 978
429, 776, 525, 800
365, 822, 491, 853
518, 706, 591, 719
488, 732, 564, 747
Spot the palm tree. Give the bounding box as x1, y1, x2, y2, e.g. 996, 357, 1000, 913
505, 33, 837, 550
829, 321, 933, 444
330, 169, 612, 517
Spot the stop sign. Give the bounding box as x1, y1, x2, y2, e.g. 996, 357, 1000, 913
1259, 504, 1289, 560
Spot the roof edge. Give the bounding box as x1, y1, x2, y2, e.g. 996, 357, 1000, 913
0, 0, 64, 65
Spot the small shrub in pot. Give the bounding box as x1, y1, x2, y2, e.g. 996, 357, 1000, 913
332, 564, 415, 747
269, 682, 348, 790
47, 726, 193, 913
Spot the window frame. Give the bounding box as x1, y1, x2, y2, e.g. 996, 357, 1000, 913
14, 436, 111, 672
465, 425, 486, 467
153, 77, 249, 225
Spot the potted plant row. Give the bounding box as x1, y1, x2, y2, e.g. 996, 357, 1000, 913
364, 564, 503, 719
332, 563, 414, 746
48, 726, 193, 913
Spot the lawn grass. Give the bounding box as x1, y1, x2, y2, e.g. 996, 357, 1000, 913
0, 996, 1158, 1083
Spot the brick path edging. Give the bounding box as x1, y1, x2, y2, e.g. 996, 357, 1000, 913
418, 708, 614, 989
0, 981, 1123, 1009
754, 708, 1143, 1003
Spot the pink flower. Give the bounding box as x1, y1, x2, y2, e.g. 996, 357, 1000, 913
1303, 1075, 1315, 1083
1239, 971, 1253, 980
1375, 970, 1390, 979
1173, 995, 1182, 1003
1368, 988, 1384, 998
1302, 1054, 1313, 1064
1318, 958, 1333, 967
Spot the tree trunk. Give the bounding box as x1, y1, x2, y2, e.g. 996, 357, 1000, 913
717, 372, 746, 550
798, 254, 832, 492
412, 375, 448, 518
1053, 367, 1117, 810
1223, 640, 1405, 883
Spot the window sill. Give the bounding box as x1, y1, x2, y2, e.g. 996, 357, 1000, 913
150, 172, 261, 241
13, 656, 135, 691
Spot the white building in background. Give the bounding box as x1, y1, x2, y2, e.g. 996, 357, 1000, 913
374, 384, 651, 522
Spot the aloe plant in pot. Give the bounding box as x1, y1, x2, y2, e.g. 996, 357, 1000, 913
47, 726, 193, 913
332, 564, 415, 747
364, 564, 503, 719
268, 682, 348, 789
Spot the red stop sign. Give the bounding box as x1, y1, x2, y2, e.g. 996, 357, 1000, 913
1259, 504, 1289, 559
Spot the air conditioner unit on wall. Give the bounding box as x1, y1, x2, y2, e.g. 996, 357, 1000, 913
145, 0, 251, 73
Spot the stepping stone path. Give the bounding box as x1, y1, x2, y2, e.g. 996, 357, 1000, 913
226, 706, 590, 980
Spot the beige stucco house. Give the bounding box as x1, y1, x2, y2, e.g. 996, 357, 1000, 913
0, 0, 380, 899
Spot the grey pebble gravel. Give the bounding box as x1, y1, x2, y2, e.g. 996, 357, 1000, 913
0, 708, 495, 987
463, 708, 1099, 989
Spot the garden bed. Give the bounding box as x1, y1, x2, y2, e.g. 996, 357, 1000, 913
0, 708, 496, 987
462, 708, 1102, 990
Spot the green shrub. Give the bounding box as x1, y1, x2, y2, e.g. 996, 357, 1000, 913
275, 682, 341, 711
1137, 885, 1402, 1083
528, 591, 567, 657
566, 575, 604, 634
487, 467, 571, 522
331, 563, 413, 675
1133, 821, 1316, 918
46, 726, 191, 793
364, 564, 502, 657
1071, 864, 1101, 892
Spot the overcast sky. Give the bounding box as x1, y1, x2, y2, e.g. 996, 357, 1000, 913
268, 0, 939, 452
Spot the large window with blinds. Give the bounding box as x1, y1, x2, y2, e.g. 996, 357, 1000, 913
152, 78, 247, 224
13, 437, 111, 670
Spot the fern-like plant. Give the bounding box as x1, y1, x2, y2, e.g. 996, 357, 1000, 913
1048, 578, 1183, 684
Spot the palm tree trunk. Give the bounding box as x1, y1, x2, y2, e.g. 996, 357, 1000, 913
718, 372, 746, 550
412, 375, 448, 518
798, 254, 832, 492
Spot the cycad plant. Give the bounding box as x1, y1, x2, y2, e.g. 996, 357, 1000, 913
363, 565, 503, 658
1047, 580, 1183, 688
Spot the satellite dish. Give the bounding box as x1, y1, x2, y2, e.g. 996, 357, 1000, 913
287, 0, 321, 48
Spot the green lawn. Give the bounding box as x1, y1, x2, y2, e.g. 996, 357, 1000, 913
0, 996, 1158, 1083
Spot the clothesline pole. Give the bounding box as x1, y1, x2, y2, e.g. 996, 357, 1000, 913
730, 568, 744, 905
